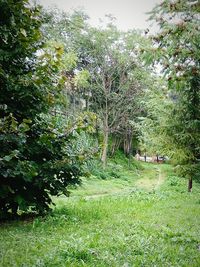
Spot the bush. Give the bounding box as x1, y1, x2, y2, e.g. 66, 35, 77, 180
167, 176, 181, 187
0, 1, 91, 219
0, 114, 85, 218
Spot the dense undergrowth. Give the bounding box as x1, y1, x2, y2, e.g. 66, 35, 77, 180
0, 156, 200, 267
84, 151, 142, 180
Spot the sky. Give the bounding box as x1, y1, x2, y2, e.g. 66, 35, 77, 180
38, 0, 161, 32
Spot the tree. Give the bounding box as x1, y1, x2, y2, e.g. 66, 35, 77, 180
41, 8, 93, 114
85, 26, 146, 167
146, 0, 200, 191
42, 10, 148, 167
0, 0, 87, 218
137, 78, 173, 156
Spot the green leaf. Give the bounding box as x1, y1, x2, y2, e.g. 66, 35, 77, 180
20, 28, 27, 37
3, 155, 12, 162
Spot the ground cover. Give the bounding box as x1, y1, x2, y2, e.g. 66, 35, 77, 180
0, 161, 200, 267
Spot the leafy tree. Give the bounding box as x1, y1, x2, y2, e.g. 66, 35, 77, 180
41, 9, 92, 115
145, 0, 200, 190
0, 0, 87, 218
137, 78, 172, 156
42, 9, 147, 166
85, 26, 148, 166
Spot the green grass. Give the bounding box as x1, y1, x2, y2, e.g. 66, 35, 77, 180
0, 162, 200, 267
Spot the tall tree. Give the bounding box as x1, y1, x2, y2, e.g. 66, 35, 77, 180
137, 78, 172, 156
146, 0, 200, 190
42, 10, 148, 166
42, 9, 93, 115
0, 0, 86, 218
87, 26, 145, 166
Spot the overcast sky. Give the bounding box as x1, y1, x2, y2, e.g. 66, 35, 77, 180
38, 0, 161, 31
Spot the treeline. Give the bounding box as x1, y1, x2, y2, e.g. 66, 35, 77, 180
41, 8, 153, 165
0, 0, 199, 218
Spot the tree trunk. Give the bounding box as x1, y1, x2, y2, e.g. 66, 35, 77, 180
128, 139, 132, 169
188, 177, 192, 192
101, 129, 108, 168
110, 135, 121, 156
101, 93, 109, 168
144, 151, 147, 162
156, 154, 159, 163
123, 130, 132, 156
86, 95, 89, 111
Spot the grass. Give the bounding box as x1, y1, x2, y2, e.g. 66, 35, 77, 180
0, 159, 200, 267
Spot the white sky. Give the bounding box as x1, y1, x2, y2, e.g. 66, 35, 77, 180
38, 0, 161, 31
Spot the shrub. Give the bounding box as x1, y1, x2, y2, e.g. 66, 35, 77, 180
0, 1, 90, 218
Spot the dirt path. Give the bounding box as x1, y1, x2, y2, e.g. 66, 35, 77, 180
68, 164, 166, 201
155, 167, 165, 189
83, 165, 166, 200
135, 165, 165, 191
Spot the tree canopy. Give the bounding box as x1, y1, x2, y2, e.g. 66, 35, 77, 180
0, 0, 91, 218
140, 0, 200, 190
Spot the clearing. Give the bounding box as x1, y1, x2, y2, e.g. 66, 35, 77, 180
0, 162, 200, 267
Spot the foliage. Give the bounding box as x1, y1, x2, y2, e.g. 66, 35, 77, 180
141, 0, 200, 186
42, 9, 95, 120
137, 78, 173, 156
85, 150, 141, 180
85, 26, 148, 165
0, 1, 90, 218
42, 9, 150, 166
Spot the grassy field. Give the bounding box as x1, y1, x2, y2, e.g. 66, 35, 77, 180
0, 160, 200, 267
